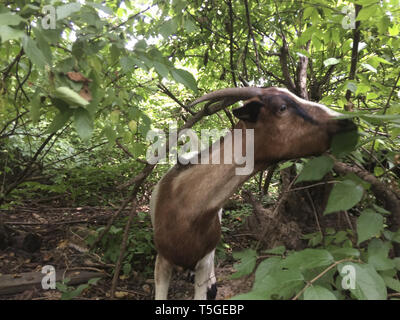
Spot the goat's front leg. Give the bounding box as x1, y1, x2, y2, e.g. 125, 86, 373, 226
154, 254, 173, 300
194, 250, 217, 300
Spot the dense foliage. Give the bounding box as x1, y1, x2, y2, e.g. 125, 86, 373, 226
1, 0, 400, 299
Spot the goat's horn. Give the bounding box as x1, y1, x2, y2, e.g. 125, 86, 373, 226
188, 87, 264, 108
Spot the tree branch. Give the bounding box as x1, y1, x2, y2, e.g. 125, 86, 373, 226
243, 0, 261, 74
345, 4, 362, 110
227, 0, 238, 87
297, 41, 310, 99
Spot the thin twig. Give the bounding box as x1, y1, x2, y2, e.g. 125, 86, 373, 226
292, 258, 361, 300
243, 0, 261, 73
110, 199, 137, 298
305, 189, 322, 235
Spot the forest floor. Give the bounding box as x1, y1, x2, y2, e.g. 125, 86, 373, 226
0, 202, 254, 300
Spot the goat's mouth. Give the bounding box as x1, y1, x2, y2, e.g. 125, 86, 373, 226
336, 119, 357, 133
329, 119, 358, 156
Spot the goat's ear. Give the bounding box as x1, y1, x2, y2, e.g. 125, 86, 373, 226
232, 100, 263, 122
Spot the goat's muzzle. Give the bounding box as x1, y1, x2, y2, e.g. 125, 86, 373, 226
336, 119, 357, 133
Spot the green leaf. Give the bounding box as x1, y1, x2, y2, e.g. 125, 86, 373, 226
323, 58, 340, 67
382, 276, 400, 293
279, 161, 294, 170
342, 172, 371, 191
367, 239, 395, 271
230, 289, 266, 300
86, 2, 113, 15
312, 34, 322, 51
33, 27, 52, 64
74, 108, 93, 141
61, 283, 89, 300
54, 87, 89, 107
103, 125, 116, 144
170, 68, 198, 93
56, 3, 81, 20
261, 269, 304, 299
22, 35, 47, 69
153, 61, 169, 78
263, 245, 286, 255
183, 17, 198, 33
329, 247, 360, 260
368, 56, 392, 65
30, 95, 41, 123
253, 257, 282, 290
361, 63, 377, 73
128, 120, 137, 133
356, 5, 377, 21
331, 130, 358, 158
110, 110, 120, 124
372, 204, 391, 215
110, 44, 120, 61
47, 109, 73, 133
346, 82, 357, 93
282, 249, 334, 271
304, 285, 337, 300
296, 156, 334, 183
0, 13, 25, 26
0, 26, 24, 43
324, 180, 364, 215
360, 113, 400, 124
160, 18, 178, 38
339, 262, 387, 300
298, 26, 316, 46
357, 210, 384, 244
231, 249, 257, 279
303, 7, 315, 19
87, 277, 101, 285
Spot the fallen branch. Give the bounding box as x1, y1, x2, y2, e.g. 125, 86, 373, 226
0, 269, 104, 296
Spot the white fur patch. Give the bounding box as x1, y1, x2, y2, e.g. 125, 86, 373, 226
274, 87, 342, 117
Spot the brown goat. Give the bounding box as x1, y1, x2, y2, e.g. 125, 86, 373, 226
150, 87, 356, 299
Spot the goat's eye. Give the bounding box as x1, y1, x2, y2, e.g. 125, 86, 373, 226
279, 104, 287, 112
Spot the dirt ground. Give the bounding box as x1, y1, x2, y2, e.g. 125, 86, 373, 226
0, 204, 254, 300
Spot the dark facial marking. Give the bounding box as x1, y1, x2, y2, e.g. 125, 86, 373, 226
232, 100, 263, 122
265, 95, 317, 124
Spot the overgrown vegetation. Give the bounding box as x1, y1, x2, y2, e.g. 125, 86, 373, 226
0, 0, 399, 300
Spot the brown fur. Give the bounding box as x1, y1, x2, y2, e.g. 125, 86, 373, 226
152, 87, 356, 271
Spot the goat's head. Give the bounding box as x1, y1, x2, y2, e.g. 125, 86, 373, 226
190, 87, 357, 165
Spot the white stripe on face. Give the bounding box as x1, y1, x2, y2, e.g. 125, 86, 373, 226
274, 87, 342, 117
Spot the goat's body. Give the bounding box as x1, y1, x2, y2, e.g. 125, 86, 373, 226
150, 131, 255, 299
151, 129, 257, 269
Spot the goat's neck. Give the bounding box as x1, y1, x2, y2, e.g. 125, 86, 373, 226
173, 123, 267, 214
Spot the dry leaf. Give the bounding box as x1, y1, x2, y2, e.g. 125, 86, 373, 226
57, 240, 69, 249
79, 83, 92, 102
142, 284, 151, 294
114, 291, 129, 299
66, 71, 91, 83
119, 274, 129, 280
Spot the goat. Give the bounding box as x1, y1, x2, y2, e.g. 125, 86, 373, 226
150, 87, 356, 299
